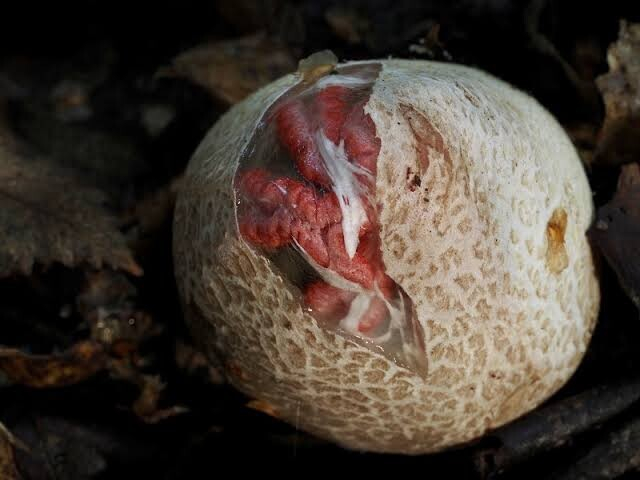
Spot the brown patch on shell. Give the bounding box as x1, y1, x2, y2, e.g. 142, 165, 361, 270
400, 104, 446, 174
399, 104, 454, 221
405, 167, 422, 192
546, 208, 569, 274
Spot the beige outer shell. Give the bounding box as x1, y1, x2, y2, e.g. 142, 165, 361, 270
172, 59, 600, 454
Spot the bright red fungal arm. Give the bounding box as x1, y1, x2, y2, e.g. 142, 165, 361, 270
236, 169, 343, 266
316, 85, 350, 145
238, 81, 392, 335
343, 101, 381, 176
276, 100, 331, 187
303, 281, 357, 323
357, 297, 390, 333
236, 169, 342, 227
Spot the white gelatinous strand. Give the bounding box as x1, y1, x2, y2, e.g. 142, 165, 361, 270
339, 292, 374, 334
379, 288, 406, 343
315, 130, 369, 259
339, 287, 405, 344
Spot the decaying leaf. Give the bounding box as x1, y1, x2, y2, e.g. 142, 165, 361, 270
0, 102, 18, 154
213, 0, 281, 33
175, 340, 224, 385
128, 176, 182, 236
162, 32, 296, 105
13, 104, 148, 197
565, 123, 599, 167
0, 139, 142, 277
246, 399, 281, 420
132, 375, 188, 424
324, 7, 369, 45
77, 271, 160, 354
0, 423, 21, 480
75, 270, 185, 423
588, 163, 640, 309
595, 20, 640, 166
0, 341, 106, 388
11, 415, 151, 480
50, 80, 92, 122
108, 362, 187, 424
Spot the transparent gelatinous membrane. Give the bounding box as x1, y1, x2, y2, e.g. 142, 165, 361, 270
234, 63, 427, 376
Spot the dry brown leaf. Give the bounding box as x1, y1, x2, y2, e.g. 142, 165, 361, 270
108, 361, 187, 424
525, 0, 600, 113
130, 176, 182, 235
214, 0, 281, 33
163, 32, 296, 105
175, 340, 224, 385
565, 122, 599, 167
77, 271, 160, 355
0, 140, 142, 277
0, 103, 18, 154
595, 20, 640, 166
11, 415, 144, 479
0, 341, 107, 388
131, 375, 188, 424
588, 163, 640, 309
246, 399, 281, 420
0, 423, 20, 480
76, 270, 183, 423
324, 7, 369, 45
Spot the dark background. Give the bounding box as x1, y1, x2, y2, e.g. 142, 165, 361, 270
1, 1, 640, 478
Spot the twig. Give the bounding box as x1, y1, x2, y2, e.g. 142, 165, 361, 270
474, 379, 640, 476
553, 415, 640, 479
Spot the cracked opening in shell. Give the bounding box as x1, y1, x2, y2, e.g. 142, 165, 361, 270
233, 62, 427, 375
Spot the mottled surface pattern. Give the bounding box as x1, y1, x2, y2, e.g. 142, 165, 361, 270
173, 60, 600, 454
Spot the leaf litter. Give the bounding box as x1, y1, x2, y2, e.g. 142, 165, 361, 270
0, 137, 141, 277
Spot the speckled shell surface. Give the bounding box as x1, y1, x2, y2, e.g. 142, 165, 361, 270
172, 59, 600, 454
